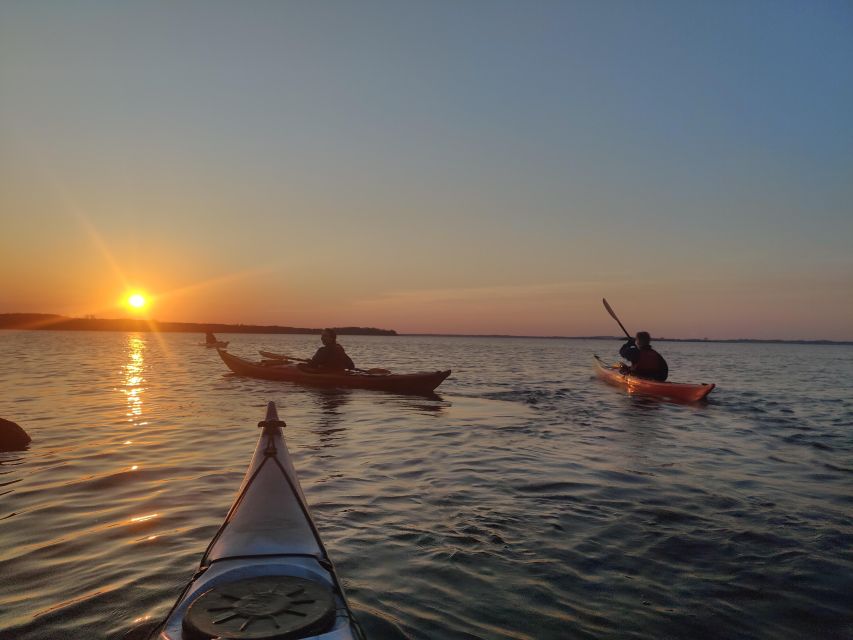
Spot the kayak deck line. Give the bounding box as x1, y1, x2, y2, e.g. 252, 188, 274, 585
593, 355, 716, 403
150, 402, 365, 640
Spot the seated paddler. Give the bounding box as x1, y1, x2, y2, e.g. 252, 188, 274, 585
302, 328, 355, 372
619, 331, 668, 381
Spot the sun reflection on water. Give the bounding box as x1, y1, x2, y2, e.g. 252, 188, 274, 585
123, 335, 145, 423
129, 513, 159, 524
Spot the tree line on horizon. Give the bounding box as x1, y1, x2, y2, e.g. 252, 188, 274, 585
0, 313, 397, 336
0, 313, 849, 344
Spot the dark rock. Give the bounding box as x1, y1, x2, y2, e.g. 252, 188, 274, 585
0, 418, 31, 451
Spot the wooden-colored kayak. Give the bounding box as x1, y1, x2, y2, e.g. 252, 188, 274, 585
593, 355, 715, 402
218, 349, 451, 394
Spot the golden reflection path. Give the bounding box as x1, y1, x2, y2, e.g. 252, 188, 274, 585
120, 335, 165, 551
123, 335, 145, 424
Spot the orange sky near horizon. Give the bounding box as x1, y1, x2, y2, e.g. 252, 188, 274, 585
1, 148, 850, 340
2, 236, 850, 340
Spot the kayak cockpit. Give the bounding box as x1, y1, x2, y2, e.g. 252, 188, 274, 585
157, 557, 358, 639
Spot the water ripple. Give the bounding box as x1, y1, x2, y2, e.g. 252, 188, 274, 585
0, 333, 851, 639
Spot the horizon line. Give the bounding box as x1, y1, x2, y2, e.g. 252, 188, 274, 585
1, 312, 851, 345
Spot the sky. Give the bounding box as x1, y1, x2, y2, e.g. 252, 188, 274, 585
1, 1, 851, 340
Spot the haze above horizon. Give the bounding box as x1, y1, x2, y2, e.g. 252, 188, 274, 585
1, 2, 851, 341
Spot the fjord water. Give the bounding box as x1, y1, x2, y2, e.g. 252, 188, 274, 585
0, 332, 851, 640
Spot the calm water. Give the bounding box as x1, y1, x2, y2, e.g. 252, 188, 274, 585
0, 331, 851, 640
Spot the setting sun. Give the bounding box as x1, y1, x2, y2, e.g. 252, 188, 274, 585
127, 294, 146, 309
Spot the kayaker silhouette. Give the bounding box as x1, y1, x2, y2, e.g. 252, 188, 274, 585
301, 328, 355, 372
619, 331, 669, 381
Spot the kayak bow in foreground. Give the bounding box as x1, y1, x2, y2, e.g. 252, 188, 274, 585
218, 349, 450, 395
593, 355, 715, 403
151, 402, 365, 640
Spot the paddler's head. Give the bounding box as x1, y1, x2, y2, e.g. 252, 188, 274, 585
321, 328, 337, 347
636, 331, 651, 348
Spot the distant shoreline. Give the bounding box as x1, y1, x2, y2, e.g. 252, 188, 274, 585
401, 333, 853, 346
1, 313, 850, 345
0, 313, 396, 336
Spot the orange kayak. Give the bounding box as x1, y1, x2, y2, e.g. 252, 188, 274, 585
593, 356, 715, 402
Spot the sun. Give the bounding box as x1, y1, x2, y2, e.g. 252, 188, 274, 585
127, 293, 146, 309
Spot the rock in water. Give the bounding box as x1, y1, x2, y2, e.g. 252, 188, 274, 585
0, 418, 31, 451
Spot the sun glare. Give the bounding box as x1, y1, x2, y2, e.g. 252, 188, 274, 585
128, 293, 146, 309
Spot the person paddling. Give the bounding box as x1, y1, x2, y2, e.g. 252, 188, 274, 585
301, 328, 354, 372
619, 331, 668, 381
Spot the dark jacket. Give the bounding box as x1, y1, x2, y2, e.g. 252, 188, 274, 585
619, 340, 668, 381
308, 343, 354, 371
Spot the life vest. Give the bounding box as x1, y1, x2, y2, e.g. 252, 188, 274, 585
632, 347, 668, 381
310, 344, 353, 371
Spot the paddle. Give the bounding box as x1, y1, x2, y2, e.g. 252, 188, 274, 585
602, 298, 632, 341
602, 300, 636, 375
259, 350, 391, 376
259, 350, 309, 363
351, 366, 391, 376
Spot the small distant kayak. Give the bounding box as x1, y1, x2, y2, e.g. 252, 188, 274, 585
149, 402, 365, 639
593, 355, 715, 402
200, 341, 229, 348
219, 349, 451, 394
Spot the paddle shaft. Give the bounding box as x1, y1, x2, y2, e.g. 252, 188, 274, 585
602, 298, 632, 340
263, 351, 390, 375
352, 367, 390, 375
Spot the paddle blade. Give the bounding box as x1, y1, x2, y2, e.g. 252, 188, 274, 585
602, 298, 631, 339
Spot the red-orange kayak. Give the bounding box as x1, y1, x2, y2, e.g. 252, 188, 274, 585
593, 355, 715, 402
218, 348, 451, 394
